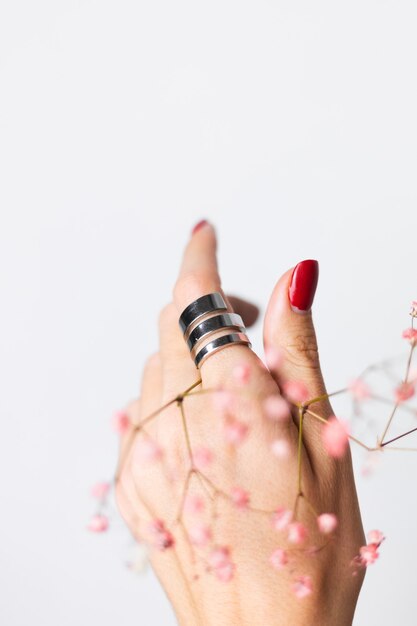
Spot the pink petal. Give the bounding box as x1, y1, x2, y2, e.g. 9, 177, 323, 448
271, 438, 291, 459
193, 446, 214, 470
317, 513, 338, 534
394, 381, 415, 403
265, 346, 284, 371
348, 378, 371, 400
292, 575, 312, 599
87, 514, 109, 533
230, 487, 250, 510
134, 438, 163, 464
359, 544, 379, 565
111, 410, 130, 434
270, 548, 289, 570
282, 380, 309, 404
189, 524, 212, 546
288, 521, 308, 544
263, 395, 290, 422
366, 529, 384, 545
91, 482, 111, 500
224, 419, 249, 446
402, 328, 417, 344
232, 363, 251, 386
272, 507, 293, 531
184, 494, 205, 515
322, 416, 350, 458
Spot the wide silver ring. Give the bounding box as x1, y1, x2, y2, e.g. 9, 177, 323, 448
194, 332, 252, 369
179, 292, 227, 336
187, 312, 245, 352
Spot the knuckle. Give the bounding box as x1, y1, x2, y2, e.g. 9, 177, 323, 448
283, 332, 320, 369
158, 302, 177, 330
173, 271, 221, 306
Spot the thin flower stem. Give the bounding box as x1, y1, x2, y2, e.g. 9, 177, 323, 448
381, 426, 417, 447
304, 408, 379, 452
297, 406, 304, 494
379, 402, 399, 445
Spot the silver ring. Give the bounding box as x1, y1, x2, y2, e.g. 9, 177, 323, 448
179, 292, 227, 336
194, 332, 252, 369
187, 312, 245, 352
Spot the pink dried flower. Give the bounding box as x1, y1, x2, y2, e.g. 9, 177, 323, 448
272, 507, 293, 531
189, 524, 212, 546
410, 301, 417, 317
394, 381, 415, 403
288, 521, 308, 544
292, 576, 312, 599
224, 419, 249, 446
317, 513, 338, 534
212, 389, 236, 415
184, 494, 205, 515
91, 482, 111, 500
348, 378, 371, 400
402, 328, 417, 345
271, 438, 291, 459
367, 529, 384, 545
322, 416, 350, 458
359, 543, 379, 565
270, 548, 289, 570
134, 438, 163, 465
265, 346, 284, 371
263, 395, 290, 421
193, 446, 214, 469
230, 487, 250, 510
87, 514, 109, 533
209, 546, 235, 582
282, 380, 309, 404
112, 410, 130, 434
232, 363, 251, 386
148, 519, 175, 550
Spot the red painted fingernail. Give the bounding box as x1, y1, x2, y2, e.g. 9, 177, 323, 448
289, 260, 319, 313
191, 219, 209, 236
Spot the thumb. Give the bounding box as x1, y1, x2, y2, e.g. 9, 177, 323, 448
264, 259, 330, 409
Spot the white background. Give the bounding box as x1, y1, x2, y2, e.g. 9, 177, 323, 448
1, 1, 417, 624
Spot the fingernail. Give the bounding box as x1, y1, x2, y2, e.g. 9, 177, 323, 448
191, 219, 209, 236
289, 260, 319, 313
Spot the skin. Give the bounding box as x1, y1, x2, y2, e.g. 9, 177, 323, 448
115, 223, 366, 625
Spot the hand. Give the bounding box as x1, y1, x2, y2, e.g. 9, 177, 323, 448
115, 221, 366, 626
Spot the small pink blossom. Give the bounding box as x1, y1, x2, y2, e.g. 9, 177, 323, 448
367, 529, 384, 545
322, 416, 350, 458
292, 575, 313, 599
263, 395, 290, 422
272, 507, 293, 531
212, 389, 236, 415
288, 521, 308, 544
193, 446, 214, 470
224, 419, 249, 446
112, 410, 130, 434
189, 524, 212, 546
410, 301, 417, 318
317, 513, 338, 534
87, 514, 109, 533
402, 328, 417, 345
265, 346, 284, 371
394, 381, 415, 403
282, 380, 309, 404
270, 548, 289, 570
91, 482, 111, 500
148, 519, 175, 550
134, 438, 163, 465
208, 546, 235, 582
359, 543, 379, 565
271, 438, 291, 459
230, 487, 250, 510
348, 378, 371, 400
184, 494, 205, 515
232, 363, 251, 386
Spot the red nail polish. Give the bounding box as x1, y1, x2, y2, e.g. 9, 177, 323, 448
289, 260, 319, 313
191, 219, 209, 236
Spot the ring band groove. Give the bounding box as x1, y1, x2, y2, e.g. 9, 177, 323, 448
194, 332, 252, 368
187, 312, 245, 352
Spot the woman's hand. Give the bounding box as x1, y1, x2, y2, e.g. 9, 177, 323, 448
115, 221, 365, 626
